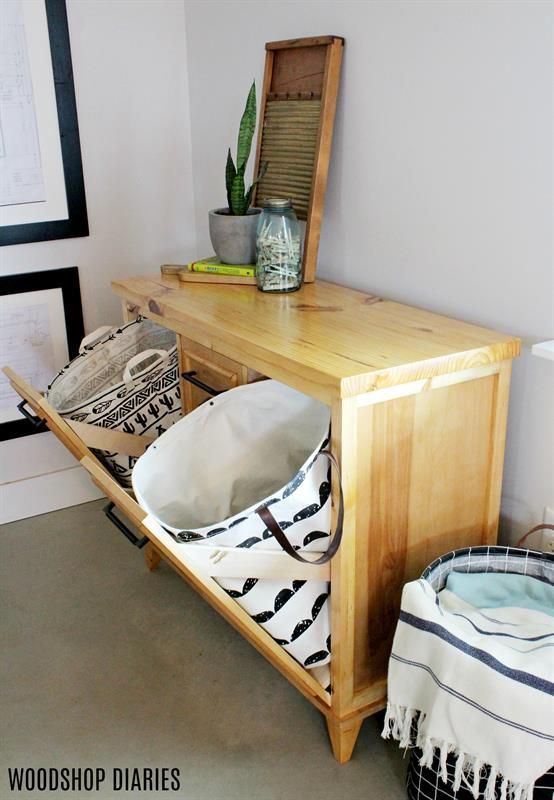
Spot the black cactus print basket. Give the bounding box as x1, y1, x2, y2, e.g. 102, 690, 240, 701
46, 317, 181, 487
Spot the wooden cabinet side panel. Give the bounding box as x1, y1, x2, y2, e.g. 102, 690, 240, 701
353, 374, 498, 696
329, 397, 358, 716
482, 361, 512, 543
353, 393, 415, 696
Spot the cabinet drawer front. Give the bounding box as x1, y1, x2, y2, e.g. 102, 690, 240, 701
179, 336, 246, 412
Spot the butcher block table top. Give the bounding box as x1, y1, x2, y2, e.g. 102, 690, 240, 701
111, 276, 520, 404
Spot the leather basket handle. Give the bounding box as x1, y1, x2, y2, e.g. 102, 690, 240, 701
516, 523, 554, 548
256, 450, 343, 565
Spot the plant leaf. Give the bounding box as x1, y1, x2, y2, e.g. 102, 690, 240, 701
225, 148, 236, 211
244, 184, 254, 211
257, 160, 268, 182
244, 161, 269, 210
230, 173, 246, 215
236, 81, 257, 173
244, 177, 260, 211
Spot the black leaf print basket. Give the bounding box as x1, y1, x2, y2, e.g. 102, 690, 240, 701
132, 380, 343, 677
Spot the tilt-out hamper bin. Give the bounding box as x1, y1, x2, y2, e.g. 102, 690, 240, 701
133, 379, 344, 685
45, 317, 182, 487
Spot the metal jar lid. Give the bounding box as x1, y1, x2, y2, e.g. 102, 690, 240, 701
262, 197, 292, 209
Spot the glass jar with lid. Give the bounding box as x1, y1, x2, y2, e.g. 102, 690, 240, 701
255, 198, 302, 293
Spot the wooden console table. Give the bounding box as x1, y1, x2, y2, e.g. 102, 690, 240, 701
5, 276, 519, 762
110, 275, 519, 761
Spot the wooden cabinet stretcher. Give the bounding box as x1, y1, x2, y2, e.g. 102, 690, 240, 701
5, 277, 520, 763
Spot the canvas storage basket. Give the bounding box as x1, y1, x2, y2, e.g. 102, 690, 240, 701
46, 317, 181, 487
132, 380, 342, 677
403, 546, 554, 800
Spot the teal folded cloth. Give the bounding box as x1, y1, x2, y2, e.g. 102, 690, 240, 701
446, 571, 554, 618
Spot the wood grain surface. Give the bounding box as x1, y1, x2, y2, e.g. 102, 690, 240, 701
111, 276, 520, 404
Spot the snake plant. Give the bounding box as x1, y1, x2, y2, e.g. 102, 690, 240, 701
225, 81, 267, 215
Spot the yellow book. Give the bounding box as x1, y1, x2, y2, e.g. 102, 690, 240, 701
189, 256, 255, 276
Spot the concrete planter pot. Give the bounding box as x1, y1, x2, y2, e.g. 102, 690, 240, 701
208, 207, 261, 265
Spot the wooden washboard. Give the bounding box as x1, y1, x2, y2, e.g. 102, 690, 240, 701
252, 36, 344, 283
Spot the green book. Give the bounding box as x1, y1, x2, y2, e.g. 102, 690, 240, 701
189, 256, 255, 276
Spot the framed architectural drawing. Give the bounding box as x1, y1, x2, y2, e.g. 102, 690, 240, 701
0, 267, 84, 439
0, 0, 88, 246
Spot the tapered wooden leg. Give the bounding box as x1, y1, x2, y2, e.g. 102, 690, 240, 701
326, 716, 363, 763
144, 543, 162, 572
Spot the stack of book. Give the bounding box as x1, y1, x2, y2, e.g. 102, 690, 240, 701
161, 257, 256, 284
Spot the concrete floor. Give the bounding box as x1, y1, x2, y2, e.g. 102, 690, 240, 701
1, 500, 407, 800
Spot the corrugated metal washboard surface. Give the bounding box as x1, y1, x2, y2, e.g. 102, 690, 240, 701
256, 99, 321, 221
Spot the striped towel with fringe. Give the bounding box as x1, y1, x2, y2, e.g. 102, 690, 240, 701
382, 548, 554, 800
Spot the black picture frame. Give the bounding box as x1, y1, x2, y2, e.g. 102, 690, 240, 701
1, 0, 89, 247
0, 267, 84, 440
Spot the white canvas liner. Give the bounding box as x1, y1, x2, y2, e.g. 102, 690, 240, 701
133, 380, 336, 675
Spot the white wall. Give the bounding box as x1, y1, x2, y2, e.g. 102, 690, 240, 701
183, 0, 553, 542
0, 0, 196, 522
